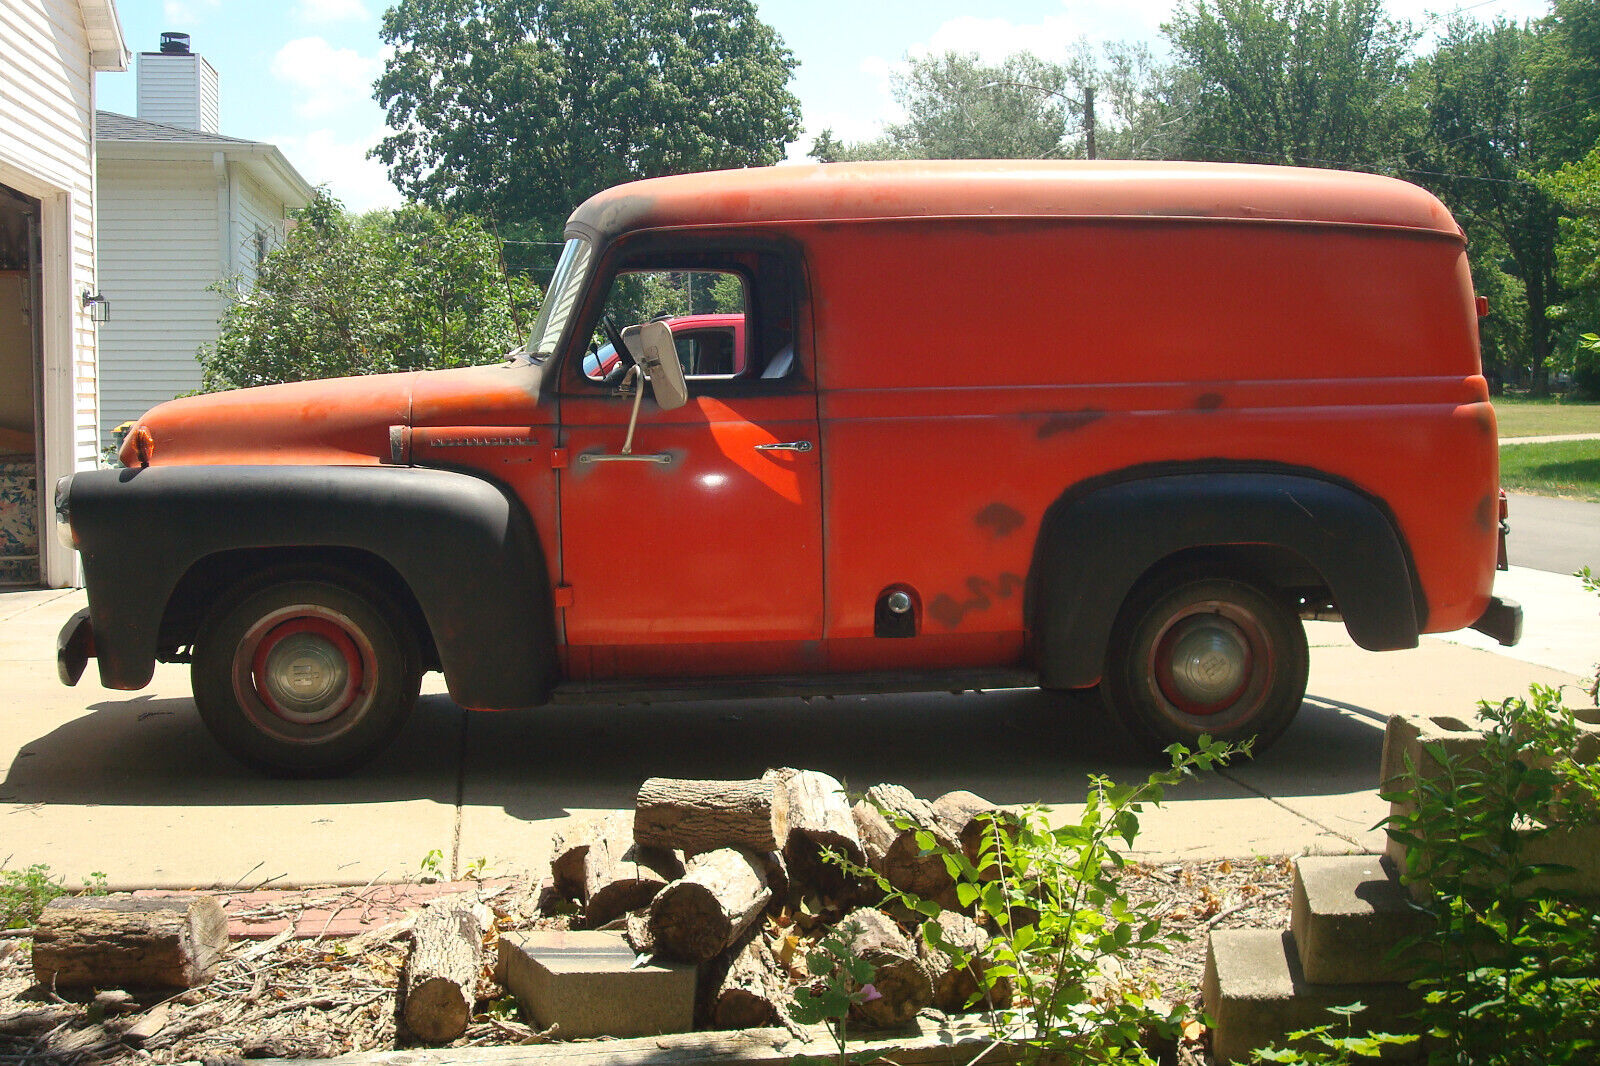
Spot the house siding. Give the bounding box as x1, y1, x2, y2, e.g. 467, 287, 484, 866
234, 166, 284, 288
0, 0, 114, 586
97, 155, 220, 442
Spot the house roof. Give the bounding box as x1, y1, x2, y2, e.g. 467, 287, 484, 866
96, 111, 316, 209
98, 111, 262, 146
80, 0, 129, 71
566, 160, 1463, 246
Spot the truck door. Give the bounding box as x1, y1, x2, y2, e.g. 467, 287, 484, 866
556, 258, 824, 678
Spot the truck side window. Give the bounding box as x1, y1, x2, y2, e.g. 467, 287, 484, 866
583, 269, 750, 384
574, 241, 803, 389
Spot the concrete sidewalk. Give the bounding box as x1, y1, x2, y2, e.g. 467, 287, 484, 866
1, 575, 1591, 890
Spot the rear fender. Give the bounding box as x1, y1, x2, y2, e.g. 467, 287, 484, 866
1028, 466, 1423, 689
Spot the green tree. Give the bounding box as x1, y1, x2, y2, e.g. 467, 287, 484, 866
889, 51, 1074, 159
1410, 11, 1599, 394
810, 46, 1182, 163
1161, 0, 1419, 166
374, 0, 801, 246
200, 191, 538, 391
1543, 146, 1600, 394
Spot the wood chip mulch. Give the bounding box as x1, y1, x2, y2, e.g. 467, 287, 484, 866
0, 857, 1295, 1066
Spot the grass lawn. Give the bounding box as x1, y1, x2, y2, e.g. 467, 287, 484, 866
1493, 396, 1600, 438
1500, 438, 1600, 502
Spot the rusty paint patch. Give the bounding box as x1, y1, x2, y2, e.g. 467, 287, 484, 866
928, 573, 1025, 629
1195, 392, 1224, 410
1038, 409, 1106, 439
976, 503, 1025, 538
1476, 493, 1497, 533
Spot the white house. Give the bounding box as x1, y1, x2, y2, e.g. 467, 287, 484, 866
0, 0, 128, 588
96, 33, 314, 448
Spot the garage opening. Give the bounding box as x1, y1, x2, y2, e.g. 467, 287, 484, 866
0, 183, 42, 587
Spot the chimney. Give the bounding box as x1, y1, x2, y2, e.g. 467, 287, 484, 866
137, 32, 219, 133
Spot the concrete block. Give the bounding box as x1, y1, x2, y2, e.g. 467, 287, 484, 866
500, 929, 696, 1039
1291, 855, 1430, 985
1377, 714, 1486, 795
1383, 711, 1600, 899
1203, 929, 1420, 1065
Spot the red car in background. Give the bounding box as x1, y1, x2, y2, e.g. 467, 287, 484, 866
584, 313, 746, 381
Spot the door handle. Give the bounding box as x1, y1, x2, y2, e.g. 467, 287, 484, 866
577, 453, 674, 465
755, 440, 814, 453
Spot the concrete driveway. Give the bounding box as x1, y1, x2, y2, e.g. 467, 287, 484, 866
1, 571, 1592, 890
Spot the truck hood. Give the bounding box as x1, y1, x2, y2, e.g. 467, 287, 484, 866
125, 361, 549, 467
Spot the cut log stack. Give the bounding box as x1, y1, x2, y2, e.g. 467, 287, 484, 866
7, 768, 1015, 1057
527, 771, 1015, 1037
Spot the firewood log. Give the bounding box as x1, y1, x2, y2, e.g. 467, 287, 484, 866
31, 895, 227, 990
917, 911, 1013, 1013
931, 791, 1020, 882
707, 932, 785, 1029
853, 784, 961, 908
635, 777, 790, 855
401, 899, 491, 1045
551, 811, 683, 927
833, 907, 933, 1028
766, 768, 865, 897
648, 847, 772, 963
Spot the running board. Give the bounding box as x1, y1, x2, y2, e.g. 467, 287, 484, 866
549, 668, 1041, 706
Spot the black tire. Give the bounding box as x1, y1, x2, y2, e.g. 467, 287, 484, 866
192, 579, 421, 777
1102, 572, 1308, 757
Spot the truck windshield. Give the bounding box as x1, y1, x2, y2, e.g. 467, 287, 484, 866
528, 238, 594, 359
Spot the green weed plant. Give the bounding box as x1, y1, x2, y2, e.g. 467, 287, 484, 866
810, 735, 1244, 1066
1, 864, 108, 930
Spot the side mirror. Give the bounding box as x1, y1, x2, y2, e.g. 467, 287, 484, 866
622, 321, 688, 411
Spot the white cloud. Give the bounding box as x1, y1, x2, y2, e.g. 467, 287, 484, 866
273, 127, 403, 214
162, 0, 218, 26
915, 13, 1086, 64
270, 36, 386, 120
291, 0, 370, 24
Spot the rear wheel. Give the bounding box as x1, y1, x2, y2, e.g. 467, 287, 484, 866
193, 579, 421, 777
1102, 573, 1308, 756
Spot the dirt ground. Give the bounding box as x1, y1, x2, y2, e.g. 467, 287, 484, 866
0, 857, 1294, 1066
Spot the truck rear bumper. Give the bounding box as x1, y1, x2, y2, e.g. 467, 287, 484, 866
57, 607, 94, 686
1469, 596, 1522, 647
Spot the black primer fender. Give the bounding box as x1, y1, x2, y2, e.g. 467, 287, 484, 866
1028, 466, 1423, 690
64, 465, 555, 709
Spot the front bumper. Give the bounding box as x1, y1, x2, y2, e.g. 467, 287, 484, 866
57, 607, 94, 686
1469, 596, 1523, 647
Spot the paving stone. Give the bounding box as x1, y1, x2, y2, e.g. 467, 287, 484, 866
500, 929, 696, 1039
1203, 928, 1420, 1065
1291, 854, 1430, 985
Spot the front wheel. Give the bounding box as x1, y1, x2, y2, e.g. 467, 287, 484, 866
1102, 573, 1308, 756
193, 580, 421, 777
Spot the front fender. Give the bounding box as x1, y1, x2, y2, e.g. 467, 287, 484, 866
1029, 468, 1423, 689
63, 465, 555, 709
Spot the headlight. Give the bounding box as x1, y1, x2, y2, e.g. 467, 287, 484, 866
54, 474, 75, 550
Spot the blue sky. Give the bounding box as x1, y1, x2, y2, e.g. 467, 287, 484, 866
96, 0, 1552, 213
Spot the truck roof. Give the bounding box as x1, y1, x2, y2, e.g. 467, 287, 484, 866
566, 160, 1461, 244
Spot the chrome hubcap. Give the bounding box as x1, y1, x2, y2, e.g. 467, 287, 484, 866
1156, 612, 1254, 715
260, 632, 350, 720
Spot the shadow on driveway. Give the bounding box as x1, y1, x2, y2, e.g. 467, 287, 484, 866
3, 685, 1389, 818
